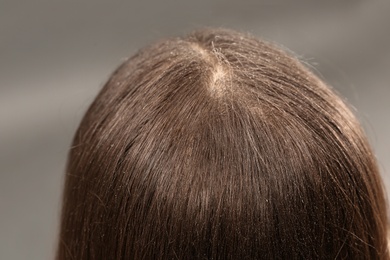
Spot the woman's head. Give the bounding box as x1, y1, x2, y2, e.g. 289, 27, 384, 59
57, 28, 388, 259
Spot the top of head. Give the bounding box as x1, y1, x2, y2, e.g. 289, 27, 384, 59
58, 28, 388, 259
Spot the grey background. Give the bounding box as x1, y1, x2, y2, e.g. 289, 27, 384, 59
1, 1, 389, 259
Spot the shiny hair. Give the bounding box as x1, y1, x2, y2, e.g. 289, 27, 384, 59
57, 28, 388, 259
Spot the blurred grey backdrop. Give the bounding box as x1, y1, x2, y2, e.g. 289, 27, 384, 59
1, 1, 389, 259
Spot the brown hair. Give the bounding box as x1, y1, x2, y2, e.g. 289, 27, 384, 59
57, 28, 388, 259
